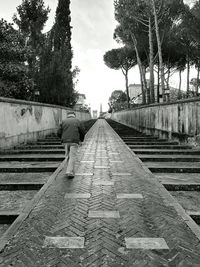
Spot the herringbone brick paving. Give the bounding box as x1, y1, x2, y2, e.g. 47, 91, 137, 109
0, 119, 200, 266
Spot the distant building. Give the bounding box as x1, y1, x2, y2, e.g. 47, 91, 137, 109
99, 103, 104, 117
93, 110, 98, 119
128, 84, 143, 104
74, 93, 86, 109
128, 83, 187, 104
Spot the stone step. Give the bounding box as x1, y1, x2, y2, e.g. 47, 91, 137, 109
121, 136, 158, 140
122, 139, 167, 142
125, 141, 179, 145
155, 173, 200, 184
22, 145, 64, 149
113, 131, 142, 135
0, 162, 59, 173
146, 162, 200, 167
35, 141, 62, 145
133, 149, 200, 155
0, 182, 44, 190
0, 155, 64, 162
138, 155, 200, 162
186, 211, 200, 225
0, 211, 19, 224
0, 167, 57, 173
0, 190, 36, 223
0, 173, 50, 184
130, 145, 192, 149
146, 162, 200, 173
0, 149, 65, 155
169, 190, 200, 224
163, 183, 200, 191
40, 138, 60, 141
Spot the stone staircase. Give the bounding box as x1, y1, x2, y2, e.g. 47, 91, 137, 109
107, 119, 200, 227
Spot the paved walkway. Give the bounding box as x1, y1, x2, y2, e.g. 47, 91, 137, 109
0, 119, 200, 266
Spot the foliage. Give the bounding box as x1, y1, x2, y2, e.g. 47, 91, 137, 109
110, 0, 200, 107
104, 47, 136, 71
38, 0, 75, 107
13, 0, 50, 96
104, 47, 137, 106
0, 19, 33, 99
39, 0, 74, 106
108, 90, 127, 112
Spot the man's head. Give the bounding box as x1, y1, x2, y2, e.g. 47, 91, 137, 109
67, 111, 76, 118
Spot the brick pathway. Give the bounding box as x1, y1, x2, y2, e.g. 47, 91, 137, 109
0, 119, 200, 266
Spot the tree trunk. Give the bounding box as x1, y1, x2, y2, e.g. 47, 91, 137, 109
139, 67, 145, 104
167, 68, 170, 89
152, 0, 165, 101
131, 34, 146, 104
178, 69, 182, 99
186, 55, 190, 97
143, 65, 150, 104
157, 64, 160, 103
125, 70, 130, 108
196, 66, 200, 96
149, 16, 155, 103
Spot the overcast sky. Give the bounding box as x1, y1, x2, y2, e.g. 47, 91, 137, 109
0, 0, 197, 112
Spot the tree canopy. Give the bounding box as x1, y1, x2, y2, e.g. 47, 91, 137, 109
0, 19, 32, 99
0, 0, 77, 107
106, 0, 200, 106
108, 90, 127, 112
104, 47, 137, 106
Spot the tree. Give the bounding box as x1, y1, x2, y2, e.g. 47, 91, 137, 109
39, 0, 74, 106
104, 47, 137, 107
13, 0, 50, 99
0, 19, 33, 99
188, 0, 200, 96
72, 65, 80, 90
115, 0, 155, 103
114, 0, 149, 104
108, 90, 127, 112
114, 0, 184, 103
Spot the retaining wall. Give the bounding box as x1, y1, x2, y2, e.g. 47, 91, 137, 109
111, 98, 200, 145
0, 97, 91, 149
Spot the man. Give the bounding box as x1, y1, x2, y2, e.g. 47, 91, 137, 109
58, 111, 85, 178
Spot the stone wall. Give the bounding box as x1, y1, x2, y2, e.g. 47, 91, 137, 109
111, 98, 200, 145
0, 97, 91, 149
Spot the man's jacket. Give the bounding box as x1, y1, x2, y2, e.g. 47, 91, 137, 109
58, 117, 85, 144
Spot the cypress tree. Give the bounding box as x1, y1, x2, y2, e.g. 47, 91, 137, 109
40, 0, 73, 106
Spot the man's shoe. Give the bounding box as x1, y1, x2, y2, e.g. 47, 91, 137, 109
66, 173, 74, 179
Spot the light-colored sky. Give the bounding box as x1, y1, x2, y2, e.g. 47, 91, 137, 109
0, 0, 197, 112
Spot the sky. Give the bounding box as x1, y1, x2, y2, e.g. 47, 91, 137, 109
0, 0, 198, 113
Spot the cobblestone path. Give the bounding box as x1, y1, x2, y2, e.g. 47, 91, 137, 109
0, 119, 200, 266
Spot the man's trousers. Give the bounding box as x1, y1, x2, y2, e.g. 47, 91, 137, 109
64, 143, 79, 175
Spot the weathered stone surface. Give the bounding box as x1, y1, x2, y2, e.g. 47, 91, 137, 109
125, 238, 169, 250
112, 173, 132, 176
43, 237, 85, 248
93, 181, 114, 186
65, 193, 91, 199
88, 210, 120, 218
75, 173, 93, 176
117, 194, 143, 199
